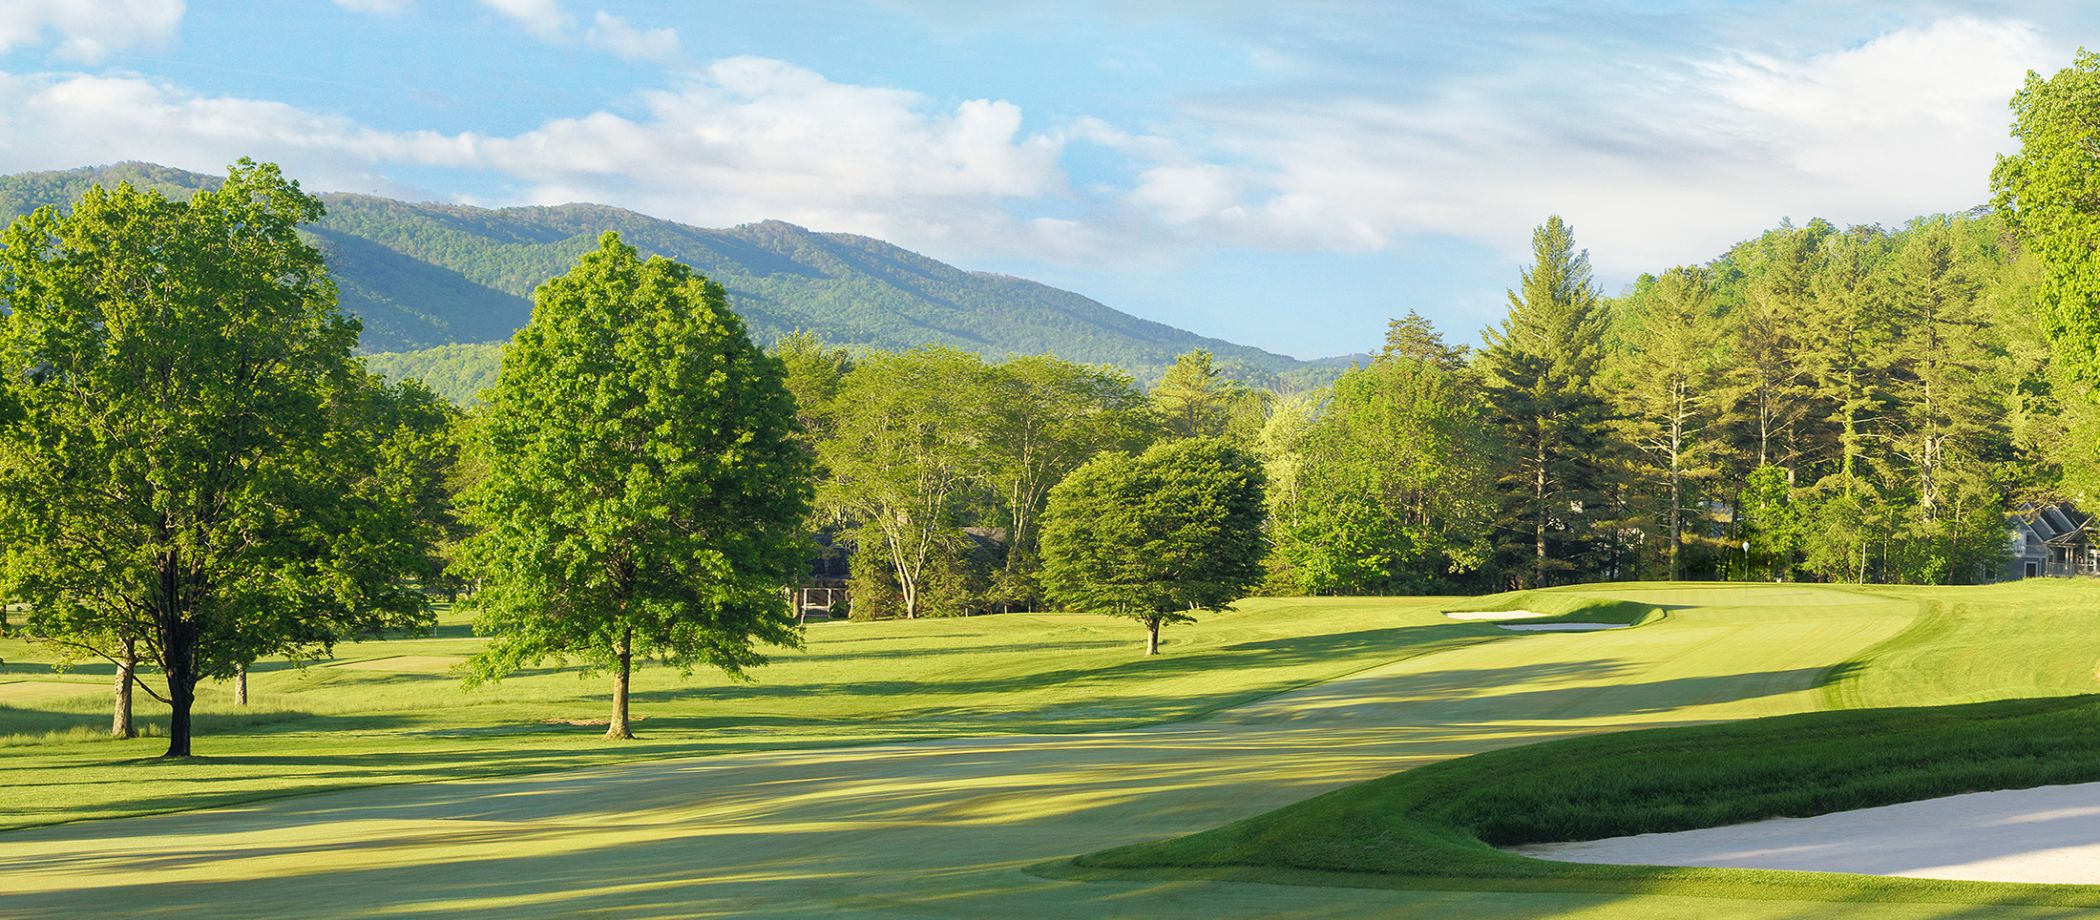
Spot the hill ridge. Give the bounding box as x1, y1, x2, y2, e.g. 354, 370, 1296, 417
0, 162, 1342, 400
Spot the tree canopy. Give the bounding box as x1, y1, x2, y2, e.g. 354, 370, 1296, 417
1039, 438, 1266, 654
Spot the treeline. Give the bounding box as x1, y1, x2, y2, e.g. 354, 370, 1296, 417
1279, 210, 2086, 590
800, 207, 2085, 610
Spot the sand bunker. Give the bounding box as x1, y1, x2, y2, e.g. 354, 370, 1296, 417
1512, 781, 2100, 884
1445, 610, 1549, 621
1495, 622, 1629, 632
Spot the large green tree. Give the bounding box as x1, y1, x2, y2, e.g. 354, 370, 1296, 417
462, 232, 813, 739
771, 329, 853, 447
1994, 50, 2100, 390
0, 161, 438, 757
1040, 438, 1265, 655
1479, 216, 1615, 586
1152, 349, 1236, 439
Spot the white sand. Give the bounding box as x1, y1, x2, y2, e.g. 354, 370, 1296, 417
1496, 622, 1628, 632
1445, 610, 1549, 621
1512, 781, 2100, 884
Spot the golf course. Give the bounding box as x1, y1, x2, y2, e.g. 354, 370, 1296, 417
9, 580, 2100, 917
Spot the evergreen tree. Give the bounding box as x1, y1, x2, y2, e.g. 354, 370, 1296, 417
1152, 349, 1233, 439
1799, 227, 1896, 487
1479, 216, 1614, 587
772, 329, 853, 446
1379, 310, 1468, 369
1723, 223, 1826, 477
1607, 266, 1726, 580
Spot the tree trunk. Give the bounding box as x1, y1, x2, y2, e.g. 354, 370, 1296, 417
1533, 431, 1547, 588
1144, 617, 1161, 656
164, 651, 194, 759
1667, 397, 1683, 583
112, 637, 135, 739
161, 608, 197, 758
233, 663, 248, 706
607, 625, 634, 740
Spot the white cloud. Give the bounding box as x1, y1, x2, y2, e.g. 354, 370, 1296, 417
478, 0, 569, 42
584, 11, 678, 65
0, 15, 2046, 285
0, 0, 183, 62
0, 58, 1065, 255
471, 57, 1065, 245
1126, 16, 2064, 275
475, 2, 681, 67
0, 71, 474, 195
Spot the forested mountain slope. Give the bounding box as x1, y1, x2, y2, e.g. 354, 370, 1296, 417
0, 163, 1341, 398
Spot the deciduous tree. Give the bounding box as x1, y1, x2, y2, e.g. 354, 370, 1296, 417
462, 233, 812, 739
820, 347, 989, 619
1040, 438, 1265, 655
0, 160, 437, 757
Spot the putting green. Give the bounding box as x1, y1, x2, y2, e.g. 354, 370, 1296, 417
0, 582, 2093, 917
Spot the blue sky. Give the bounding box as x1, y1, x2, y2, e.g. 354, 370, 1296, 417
0, 1, 2089, 358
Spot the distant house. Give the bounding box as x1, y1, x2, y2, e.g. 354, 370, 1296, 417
788, 527, 1012, 620
788, 531, 851, 620
2007, 503, 2097, 580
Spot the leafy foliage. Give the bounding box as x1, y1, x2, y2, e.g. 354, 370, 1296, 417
1271, 354, 1495, 594
1039, 438, 1266, 654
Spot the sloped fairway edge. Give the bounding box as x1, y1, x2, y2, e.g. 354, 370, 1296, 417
1057, 694, 2100, 907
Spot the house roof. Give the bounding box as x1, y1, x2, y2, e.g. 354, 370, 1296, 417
2016, 502, 2092, 545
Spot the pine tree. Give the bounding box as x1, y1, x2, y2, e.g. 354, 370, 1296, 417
1378, 310, 1468, 369
1152, 349, 1232, 439
1607, 267, 1726, 580
1723, 223, 1825, 477
1479, 216, 1615, 586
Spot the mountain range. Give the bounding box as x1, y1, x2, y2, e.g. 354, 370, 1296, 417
0, 163, 1349, 401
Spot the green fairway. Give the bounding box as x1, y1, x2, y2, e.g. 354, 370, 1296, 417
0, 596, 1494, 828
5, 580, 2100, 917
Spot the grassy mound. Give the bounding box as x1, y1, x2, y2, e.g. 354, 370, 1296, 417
1073, 692, 2100, 906
1442, 589, 1666, 627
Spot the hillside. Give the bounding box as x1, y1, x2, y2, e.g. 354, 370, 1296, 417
0, 163, 1344, 399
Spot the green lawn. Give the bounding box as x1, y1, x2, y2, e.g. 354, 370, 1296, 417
0, 595, 1489, 828
7, 580, 2100, 918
